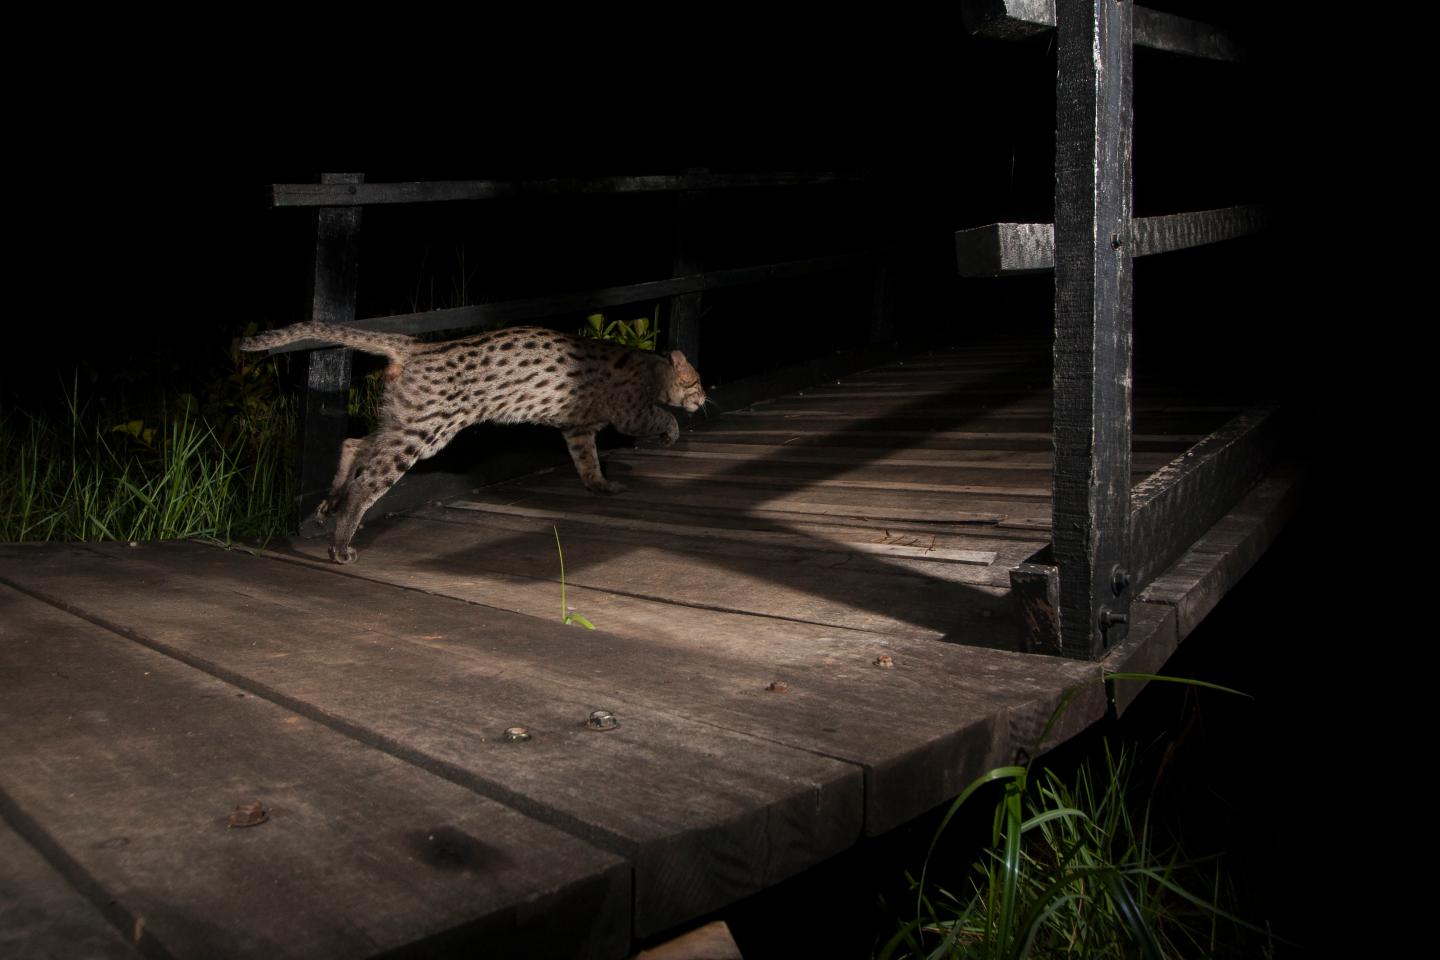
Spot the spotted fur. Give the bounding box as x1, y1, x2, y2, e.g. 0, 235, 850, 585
241, 323, 705, 564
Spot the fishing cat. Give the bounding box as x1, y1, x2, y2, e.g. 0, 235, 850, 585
240, 322, 705, 564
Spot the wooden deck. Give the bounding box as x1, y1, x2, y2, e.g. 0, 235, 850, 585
0, 340, 1301, 959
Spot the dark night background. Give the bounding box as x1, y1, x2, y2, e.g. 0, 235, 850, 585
6, 4, 1360, 955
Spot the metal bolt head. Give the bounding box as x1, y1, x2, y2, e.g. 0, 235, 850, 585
1111, 566, 1131, 596
1098, 607, 1129, 630
586, 710, 619, 731
503, 726, 531, 742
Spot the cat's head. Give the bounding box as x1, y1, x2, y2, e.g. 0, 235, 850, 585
663, 350, 706, 412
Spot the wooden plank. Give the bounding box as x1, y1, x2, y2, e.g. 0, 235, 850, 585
1129, 407, 1278, 592
668, 182, 705, 368
0, 584, 631, 959
252, 531, 1111, 834
639, 442, 1179, 472
270, 172, 876, 207
1138, 466, 1302, 638
258, 253, 875, 351
677, 427, 1203, 452
461, 483, 1047, 544
422, 502, 1027, 590
962, 0, 1247, 61
0, 817, 135, 959
501, 470, 1055, 523
1052, 0, 1134, 659
445, 499, 1001, 566
0, 544, 861, 938
955, 206, 1268, 276
298, 172, 362, 523
594, 458, 1056, 499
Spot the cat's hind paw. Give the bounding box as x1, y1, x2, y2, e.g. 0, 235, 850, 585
585, 479, 628, 495
329, 545, 358, 564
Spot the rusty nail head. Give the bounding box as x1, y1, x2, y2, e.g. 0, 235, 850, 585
874, 654, 895, 669
767, 680, 790, 693
228, 800, 268, 828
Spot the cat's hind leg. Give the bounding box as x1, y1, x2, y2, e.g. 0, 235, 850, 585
562, 426, 626, 494
317, 437, 369, 521
326, 428, 434, 563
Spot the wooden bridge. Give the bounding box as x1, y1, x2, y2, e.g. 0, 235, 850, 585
1, 3, 1299, 956
0, 334, 1299, 957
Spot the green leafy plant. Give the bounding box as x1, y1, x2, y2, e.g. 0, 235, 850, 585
880, 675, 1271, 960
553, 526, 595, 629
579, 306, 660, 350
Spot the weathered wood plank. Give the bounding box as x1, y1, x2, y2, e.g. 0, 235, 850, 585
677, 427, 1202, 453
955, 206, 1268, 277
254, 531, 1111, 833
668, 183, 705, 368
637, 442, 1178, 472
0, 817, 135, 960
502, 470, 1055, 523
258, 254, 875, 352
0, 544, 862, 938
1129, 407, 1278, 591
463, 485, 1047, 547
962, 0, 1247, 61
270, 172, 876, 207
1138, 466, 1303, 638
445, 499, 1001, 565
421, 503, 1026, 590
0, 583, 631, 959
298, 172, 362, 522
1052, 0, 1134, 659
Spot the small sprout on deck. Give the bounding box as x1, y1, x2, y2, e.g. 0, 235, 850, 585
586, 709, 619, 731
553, 526, 596, 630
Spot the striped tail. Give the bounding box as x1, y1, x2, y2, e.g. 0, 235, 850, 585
239, 322, 416, 364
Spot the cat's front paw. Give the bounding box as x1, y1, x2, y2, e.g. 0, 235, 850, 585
329, 545, 358, 564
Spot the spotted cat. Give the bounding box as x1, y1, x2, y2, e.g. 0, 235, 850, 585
240, 323, 705, 564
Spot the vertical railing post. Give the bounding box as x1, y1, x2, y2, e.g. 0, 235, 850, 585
297, 172, 363, 527
667, 173, 706, 368
1052, 1, 1134, 658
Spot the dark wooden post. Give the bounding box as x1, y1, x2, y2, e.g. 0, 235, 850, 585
298, 172, 364, 526
667, 178, 705, 367
1051, 1, 1133, 659
870, 256, 896, 343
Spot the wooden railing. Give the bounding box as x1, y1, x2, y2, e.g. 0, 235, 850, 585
264, 171, 895, 522
961, 0, 1275, 659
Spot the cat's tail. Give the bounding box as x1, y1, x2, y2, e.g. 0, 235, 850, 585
239, 322, 417, 364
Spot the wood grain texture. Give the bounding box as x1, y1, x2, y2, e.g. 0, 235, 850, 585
299, 173, 363, 523
0, 544, 861, 938
270, 172, 876, 207
962, 0, 1247, 61
956, 207, 1268, 276
1052, 0, 1134, 659
0, 817, 135, 960
0, 583, 630, 959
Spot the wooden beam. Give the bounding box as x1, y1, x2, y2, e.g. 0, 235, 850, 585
667, 179, 706, 367
955, 205, 1268, 276
270, 171, 876, 208
962, 0, 1247, 62
298, 173, 362, 525
1129, 406, 1278, 592
257, 253, 876, 353
1051, 0, 1134, 660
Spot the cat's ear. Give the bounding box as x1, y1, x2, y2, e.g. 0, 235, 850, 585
669, 350, 694, 372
